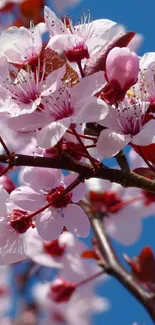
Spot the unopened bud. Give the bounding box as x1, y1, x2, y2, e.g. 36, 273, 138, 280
105, 47, 139, 91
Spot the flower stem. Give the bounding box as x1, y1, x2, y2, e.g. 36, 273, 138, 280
77, 61, 85, 78
76, 270, 104, 288
72, 128, 99, 170
28, 176, 83, 219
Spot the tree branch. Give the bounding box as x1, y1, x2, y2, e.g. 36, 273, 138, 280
1, 152, 155, 193
90, 215, 155, 323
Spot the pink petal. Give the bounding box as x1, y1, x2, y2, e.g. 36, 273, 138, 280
24, 229, 62, 268
47, 34, 83, 51
104, 206, 142, 245
63, 204, 90, 238
97, 129, 131, 158
44, 6, 68, 36
37, 119, 70, 148
35, 209, 64, 241
73, 94, 108, 124
22, 167, 61, 191
132, 120, 155, 146
10, 186, 45, 211
8, 112, 49, 132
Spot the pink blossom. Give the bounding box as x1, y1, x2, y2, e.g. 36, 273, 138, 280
11, 168, 90, 240
6, 68, 108, 148
33, 282, 108, 325
49, 278, 76, 303
105, 47, 139, 91
36, 72, 108, 148
45, 6, 117, 63
137, 52, 155, 104
97, 96, 155, 158
0, 58, 65, 117
24, 230, 86, 269
0, 186, 34, 265
86, 178, 144, 245
0, 23, 43, 64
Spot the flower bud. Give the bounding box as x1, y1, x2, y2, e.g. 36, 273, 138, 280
105, 47, 139, 91
49, 279, 76, 303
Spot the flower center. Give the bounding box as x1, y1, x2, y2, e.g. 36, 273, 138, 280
89, 191, 122, 213
65, 42, 89, 63
10, 209, 34, 234
47, 185, 72, 209
116, 99, 147, 136
43, 239, 66, 257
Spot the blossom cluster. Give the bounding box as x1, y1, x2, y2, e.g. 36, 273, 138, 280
0, 4, 154, 325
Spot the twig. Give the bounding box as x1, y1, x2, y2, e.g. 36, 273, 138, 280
90, 214, 155, 323
115, 150, 130, 173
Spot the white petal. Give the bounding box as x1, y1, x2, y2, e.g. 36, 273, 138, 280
42, 66, 66, 96
105, 207, 142, 245
71, 72, 106, 99
8, 112, 49, 132
132, 120, 155, 145
10, 186, 45, 211
44, 6, 68, 36
97, 129, 131, 158
75, 97, 109, 124
0, 230, 27, 265
24, 229, 62, 268
36, 209, 64, 241
23, 167, 61, 191
63, 173, 86, 203
47, 34, 83, 51
37, 119, 70, 148
63, 204, 90, 238
91, 19, 116, 39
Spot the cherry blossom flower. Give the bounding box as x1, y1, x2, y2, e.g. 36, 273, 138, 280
11, 168, 90, 240
96, 96, 155, 158
33, 282, 108, 325
0, 185, 34, 265
5, 66, 108, 148
0, 22, 43, 65
85, 178, 144, 245
0, 56, 65, 116
45, 6, 117, 63
137, 52, 155, 106
24, 230, 87, 269
36, 71, 108, 148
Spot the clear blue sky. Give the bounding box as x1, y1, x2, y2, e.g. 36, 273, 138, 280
53, 0, 155, 324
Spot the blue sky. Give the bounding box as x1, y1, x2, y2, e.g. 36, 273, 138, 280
52, 0, 155, 324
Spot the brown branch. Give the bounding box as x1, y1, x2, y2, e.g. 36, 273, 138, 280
1, 153, 155, 193
115, 150, 130, 173
90, 215, 155, 323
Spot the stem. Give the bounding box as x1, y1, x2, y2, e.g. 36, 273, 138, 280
0, 137, 10, 156
115, 150, 130, 173
76, 270, 104, 288
108, 195, 143, 213
77, 61, 85, 78
28, 176, 83, 219
90, 215, 155, 322
67, 129, 97, 142
71, 128, 99, 170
